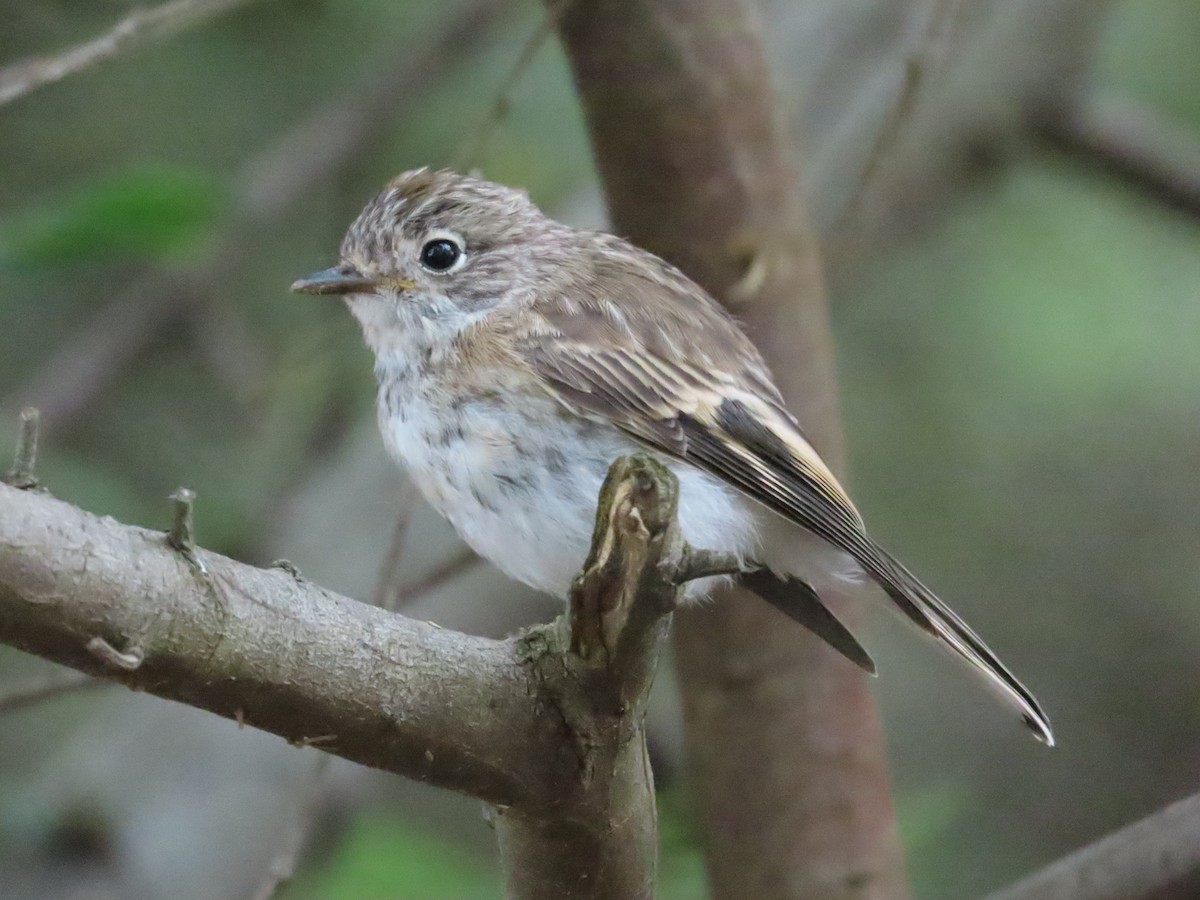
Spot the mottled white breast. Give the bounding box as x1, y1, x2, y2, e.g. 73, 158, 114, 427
377, 375, 759, 598
349, 292, 759, 598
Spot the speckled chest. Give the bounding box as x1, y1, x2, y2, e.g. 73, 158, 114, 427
374, 357, 645, 595
351, 294, 757, 597
376, 363, 594, 510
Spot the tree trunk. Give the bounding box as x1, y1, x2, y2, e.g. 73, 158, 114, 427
551, 1, 908, 897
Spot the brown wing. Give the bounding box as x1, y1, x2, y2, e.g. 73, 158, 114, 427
514, 235, 869, 546
511, 247, 1053, 743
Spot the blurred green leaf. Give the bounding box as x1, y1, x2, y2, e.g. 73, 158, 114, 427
658, 789, 709, 900
286, 815, 500, 900
0, 166, 222, 268
897, 778, 970, 860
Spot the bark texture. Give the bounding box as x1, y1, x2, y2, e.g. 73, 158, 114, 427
551, 1, 906, 897
0, 453, 692, 899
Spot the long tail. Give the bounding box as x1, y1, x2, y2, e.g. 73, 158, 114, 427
863, 543, 1055, 746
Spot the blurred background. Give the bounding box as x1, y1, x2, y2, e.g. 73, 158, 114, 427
0, 0, 1198, 897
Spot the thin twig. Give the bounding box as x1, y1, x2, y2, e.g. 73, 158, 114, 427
167, 487, 198, 553
249, 754, 331, 900
370, 480, 418, 611
5, 406, 40, 489
0, 0, 261, 108
86, 636, 144, 671
670, 549, 747, 584
385, 546, 482, 610
453, 0, 570, 171
836, 0, 964, 229
0, 670, 105, 715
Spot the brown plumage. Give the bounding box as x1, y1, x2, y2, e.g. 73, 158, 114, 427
293, 168, 1054, 745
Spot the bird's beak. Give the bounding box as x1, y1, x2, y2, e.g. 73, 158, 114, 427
290, 265, 379, 296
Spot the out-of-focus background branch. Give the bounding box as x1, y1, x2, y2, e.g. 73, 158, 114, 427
549, 1, 905, 896
1, 0, 1198, 898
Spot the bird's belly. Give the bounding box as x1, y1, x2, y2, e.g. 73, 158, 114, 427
379, 389, 758, 598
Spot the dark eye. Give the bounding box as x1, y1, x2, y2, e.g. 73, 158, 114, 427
419, 238, 462, 272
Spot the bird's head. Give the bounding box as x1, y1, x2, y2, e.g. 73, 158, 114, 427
292, 168, 557, 322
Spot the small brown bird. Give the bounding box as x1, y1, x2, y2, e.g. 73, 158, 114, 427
293, 168, 1053, 745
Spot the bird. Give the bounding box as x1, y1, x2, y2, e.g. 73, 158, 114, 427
292, 167, 1053, 745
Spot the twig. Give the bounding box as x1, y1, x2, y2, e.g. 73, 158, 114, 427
0, 0, 261, 108
0, 669, 105, 715
250, 754, 331, 900
988, 790, 1200, 900
670, 549, 746, 584
5, 406, 40, 489
167, 487, 198, 553
836, 0, 964, 229
370, 480, 418, 611
86, 636, 144, 671
384, 546, 482, 610
453, 0, 569, 170
0, 0, 511, 433
1033, 91, 1200, 220
668, 551, 874, 674
166, 486, 212, 579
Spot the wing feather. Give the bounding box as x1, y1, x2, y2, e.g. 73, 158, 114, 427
514, 270, 1052, 744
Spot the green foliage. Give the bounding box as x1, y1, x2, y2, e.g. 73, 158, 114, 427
1, 0, 1199, 898
0, 166, 222, 268
656, 789, 709, 900
283, 791, 709, 900
285, 815, 500, 900
1099, 0, 1200, 128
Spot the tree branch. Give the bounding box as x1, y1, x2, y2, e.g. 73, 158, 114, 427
497, 454, 685, 899
0, 668, 105, 715
0, 451, 695, 897
1033, 91, 1200, 220
0, 0, 261, 108
1, 0, 510, 432
250, 754, 331, 900
0, 480, 546, 804
551, 1, 906, 896
988, 791, 1200, 900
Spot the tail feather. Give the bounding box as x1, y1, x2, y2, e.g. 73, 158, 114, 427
739, 568, 876, 675
866, 545, 1055, 746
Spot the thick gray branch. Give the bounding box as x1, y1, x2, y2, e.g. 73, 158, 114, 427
988, 791, 1200, 900
0, 451, 689, 898
0, 481, 553, 806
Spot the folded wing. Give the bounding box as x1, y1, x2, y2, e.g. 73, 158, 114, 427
520, 299, 1053, 745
